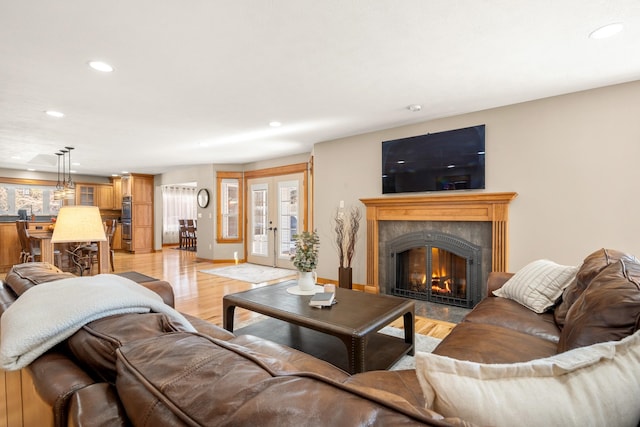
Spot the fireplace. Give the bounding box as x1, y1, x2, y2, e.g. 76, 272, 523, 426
360, 192, 518, 302
388, 231, 482, 308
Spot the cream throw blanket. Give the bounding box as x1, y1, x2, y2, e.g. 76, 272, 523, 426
0, 274, 196, 371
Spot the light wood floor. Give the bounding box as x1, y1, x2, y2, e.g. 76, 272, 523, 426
111, 247, 455, 339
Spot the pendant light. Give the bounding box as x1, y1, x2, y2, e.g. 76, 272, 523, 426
54, 152, 64, 200
64, 146, 75, 200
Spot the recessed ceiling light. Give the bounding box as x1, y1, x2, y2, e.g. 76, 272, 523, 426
27, 168, 36, 172
88, 60, 114, 72
407, 104, 422, 112
269, 121, 282, 127
45, 110, 65, 118
589, 23, 624, 39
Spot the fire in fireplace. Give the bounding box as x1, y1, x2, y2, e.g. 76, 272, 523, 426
388, 231, 482, 308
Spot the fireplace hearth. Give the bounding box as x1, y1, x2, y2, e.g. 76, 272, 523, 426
388, 231, 482, 308
360, 192, 518, 303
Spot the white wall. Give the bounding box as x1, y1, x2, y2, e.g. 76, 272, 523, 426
156, 154, 310, 263
155, 164, 244, 261
313, 80, 640, 285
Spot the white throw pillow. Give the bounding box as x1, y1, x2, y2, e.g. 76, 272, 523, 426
415, 330, 640, 427
493, 259, 577, 313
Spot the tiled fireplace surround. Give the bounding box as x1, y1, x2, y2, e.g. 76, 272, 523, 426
360, 192, 518, 302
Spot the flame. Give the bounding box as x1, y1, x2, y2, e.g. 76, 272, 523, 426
431, 278, 452, 294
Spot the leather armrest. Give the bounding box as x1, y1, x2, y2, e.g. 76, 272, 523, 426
0, 281, 18, 316
67, 383, 127, 427
486, 272, 515, 297
139, 280, 175, 307
27, 351, 95, 427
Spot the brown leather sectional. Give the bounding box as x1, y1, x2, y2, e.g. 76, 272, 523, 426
1, 248, 638, 426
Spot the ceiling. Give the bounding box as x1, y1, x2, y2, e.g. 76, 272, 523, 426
1, 1, 639, 177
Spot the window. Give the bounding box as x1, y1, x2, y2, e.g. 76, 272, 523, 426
0, 183, 62, 216
217, 172, 243, 243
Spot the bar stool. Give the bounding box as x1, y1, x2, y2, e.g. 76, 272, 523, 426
16, 220, 62, 267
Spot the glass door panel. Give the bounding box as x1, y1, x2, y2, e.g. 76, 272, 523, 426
250, 183, 269, 260
276, 180, 298, 269
246, 173, 304, 268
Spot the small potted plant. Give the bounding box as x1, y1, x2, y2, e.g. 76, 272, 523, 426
291, 230, 319, 291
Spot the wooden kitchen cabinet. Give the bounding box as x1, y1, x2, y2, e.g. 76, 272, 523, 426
128, 174, 154, 253
111, 177, 122, 209
0, 223, 21, 272
96, 184, 114, 209
76, 183, 118, 209
77, 184, 96, 206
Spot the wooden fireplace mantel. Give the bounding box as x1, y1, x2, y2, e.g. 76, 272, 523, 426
360, 192, 518, 291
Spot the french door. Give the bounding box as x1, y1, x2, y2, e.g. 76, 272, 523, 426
246, 173, 303, 269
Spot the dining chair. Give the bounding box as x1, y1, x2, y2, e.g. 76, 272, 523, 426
104, 219, 117, 271
186, 219, 197, 250
16, 220, 62, 267
178, 219, 186, 249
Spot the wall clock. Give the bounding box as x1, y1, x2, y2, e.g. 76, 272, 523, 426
197, 188, 210, 208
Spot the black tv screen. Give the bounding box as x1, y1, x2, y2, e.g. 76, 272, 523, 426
382, 124, 485, 194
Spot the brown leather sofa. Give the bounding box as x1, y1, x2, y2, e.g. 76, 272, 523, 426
433, 248, 640, 364
1, 248, 638, 426
0, 263, 463, 427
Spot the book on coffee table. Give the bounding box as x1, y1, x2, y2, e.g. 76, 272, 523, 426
309, 292, 335, 307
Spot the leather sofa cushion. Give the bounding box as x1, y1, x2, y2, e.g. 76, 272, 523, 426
463, 297, 560, 343
555, 249, 638, 328
183, 313, 236, 341
229, 334, 350, 381
115, 332, 456, 426
5, 262, 74, 296
343, 370, 427, 409
558, 259, 640, 352
433, 322, 558, 363
67, 313, 187, 384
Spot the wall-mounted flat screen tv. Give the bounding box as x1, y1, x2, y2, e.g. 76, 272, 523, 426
382, 124, 485, 194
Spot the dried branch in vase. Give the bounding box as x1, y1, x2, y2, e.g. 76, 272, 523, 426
333, 208, 346, 268
333, 205, 362, 268
345, 207, 362, 268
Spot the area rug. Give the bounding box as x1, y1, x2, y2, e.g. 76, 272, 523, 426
200, 263, 295, 284
380, 326, 441, 370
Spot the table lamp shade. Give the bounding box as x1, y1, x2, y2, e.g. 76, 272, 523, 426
51, 206, 107, 243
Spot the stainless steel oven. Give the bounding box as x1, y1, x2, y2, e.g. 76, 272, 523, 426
121, 221, 132, 241
122, 196, 132, 251
122, 196, 132, 221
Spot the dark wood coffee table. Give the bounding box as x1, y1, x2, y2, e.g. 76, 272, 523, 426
223, 281, 414, 374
